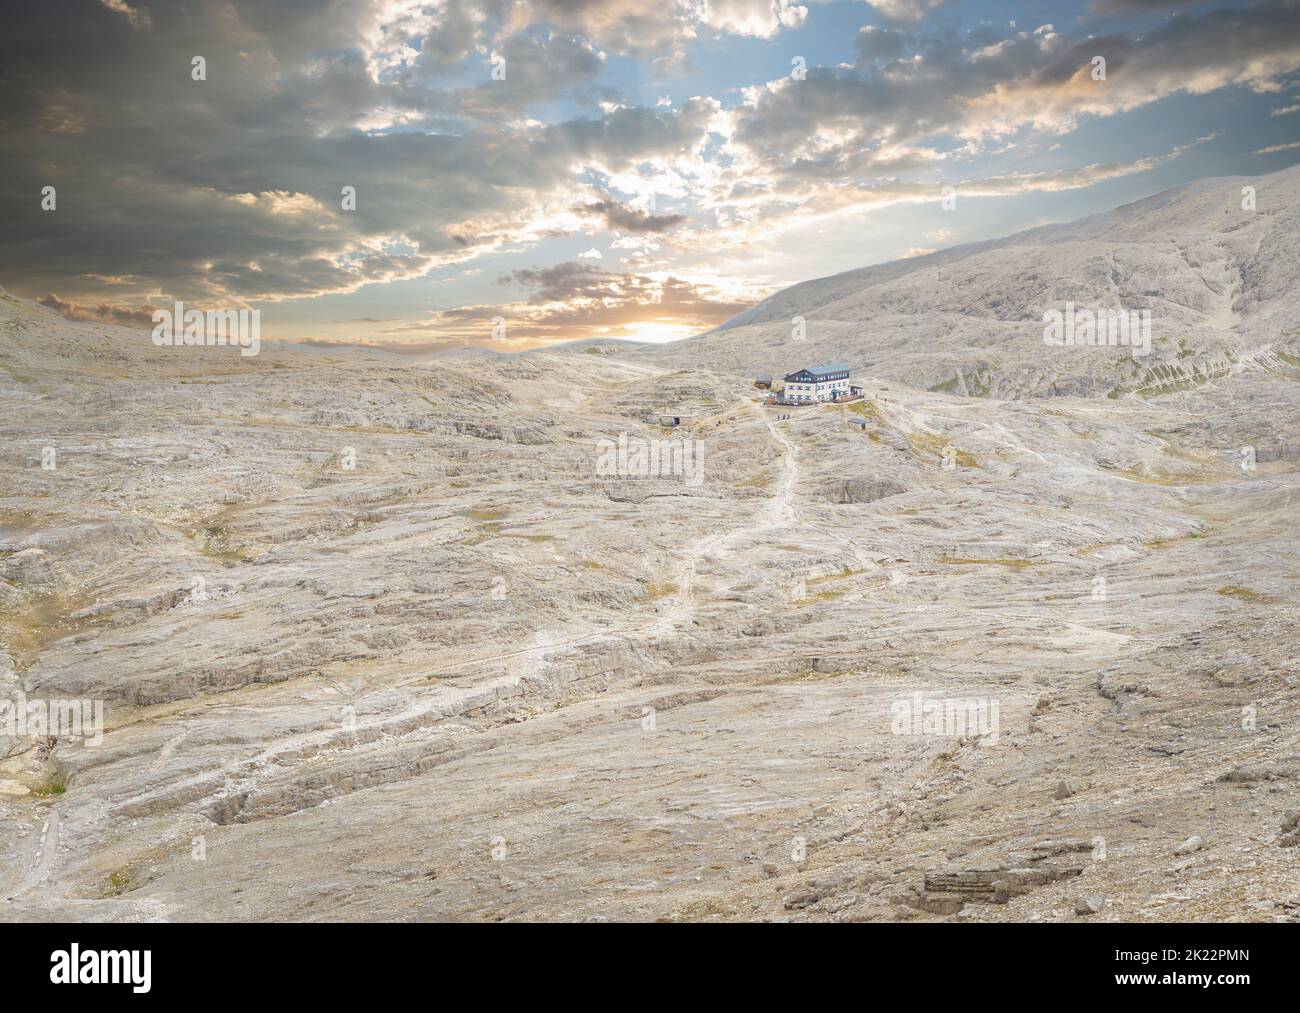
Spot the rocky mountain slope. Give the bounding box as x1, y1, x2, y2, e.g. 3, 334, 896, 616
644, 164, 1300, 400
1, 167, 1298, 922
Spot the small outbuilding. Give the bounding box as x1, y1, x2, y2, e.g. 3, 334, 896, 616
656, 412, 697, 428
754, 373, 773, 389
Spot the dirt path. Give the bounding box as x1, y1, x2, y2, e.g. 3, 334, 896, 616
4, 809, 59, 902
761, 404, 883, 573
653, 399, 800, 631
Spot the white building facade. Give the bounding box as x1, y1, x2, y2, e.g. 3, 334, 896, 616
782, 364, 851, 403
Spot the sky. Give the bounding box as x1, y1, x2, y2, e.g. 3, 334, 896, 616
2, 0, 1299, 351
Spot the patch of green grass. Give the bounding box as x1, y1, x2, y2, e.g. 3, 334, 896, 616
32, 774, 66, 797
1144, 533, 1204, 550
0, 366, 36, 383
102, 864, 147, 897
1136, 376, 1210, 399
848, 400, 884, 424
806, 567, 862, 586
907, 430, 976, 467
334, 423, 417, 435
0, 590, 96, 669
907, 430, 946, 454
793, 567, 863, 602
199, 525, 246, 564
938, 556, 1041, 572
1110, 359, 1226, 399
462, 521, 503, 545
457, 509, 511, 544
0, 507, 41, 533
638, 581, 678, 602
1216, 586, 1279, 605
928, 369, 996, 397
804, 588, 848, 602
1109, 466, 1223, 487
966, 371, 996, 398
670, 897, 731, 919
464, 508, 508, 521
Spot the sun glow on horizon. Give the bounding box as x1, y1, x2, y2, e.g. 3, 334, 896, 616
611, 321, 702, 344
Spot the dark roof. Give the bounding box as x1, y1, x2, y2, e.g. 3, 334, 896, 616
756, 373, 772, 380
783, 363, 850, 382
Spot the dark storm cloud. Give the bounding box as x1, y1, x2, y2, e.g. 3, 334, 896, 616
1088, 0, 1186, 12
574, 200, 688, 233
501, 260, 745, 315
0, 0, 713, 311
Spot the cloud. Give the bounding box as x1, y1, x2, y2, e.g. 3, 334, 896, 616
670, 141, 1210, 264
0, 2, 718, 311
1088, 0, 1184, 13
225, 191, 331, 217
99, 0, 151, 30
38, 293, 159, 328
700, 0, 809, 38
862, 0, 952, 24
750, 3, 1300, 153
1, 1, 1295, 347
1253, 139, 1300, 153
375, 260, 754, 343
855, 26, 909, 62
720, 2, 1300, 238
574, 200, 689, 233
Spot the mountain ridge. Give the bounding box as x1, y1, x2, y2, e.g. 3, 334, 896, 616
647, 163, 1299, 399
712, 163, 1298, 335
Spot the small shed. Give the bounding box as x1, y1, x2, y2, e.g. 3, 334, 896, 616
754, 374, 773, 389
656, 412, 696, 428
